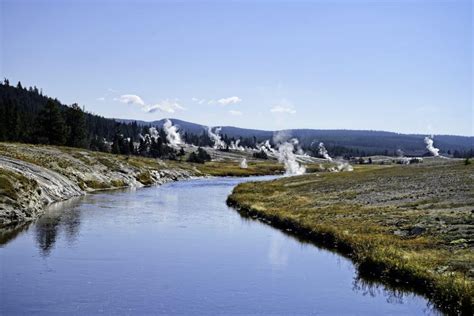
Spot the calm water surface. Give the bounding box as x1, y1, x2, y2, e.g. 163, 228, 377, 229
1, 176, 439, 315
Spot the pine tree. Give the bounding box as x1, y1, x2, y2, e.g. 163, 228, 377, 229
129, 138, 135, 155
111, 136, 121, 154
65, 103, 87, 148
36, 100, 66, 145
138, 137, 149, 156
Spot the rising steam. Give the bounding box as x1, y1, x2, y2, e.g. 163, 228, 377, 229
317, 141, 353, 172
318, 142, 333, 161
208, 127, 226, 149
424, 135, 440, 157
271, 132, 306, 176
257, 140, 277, 154
239, 158, 248, 169
139, 127, 159, 142
230, 139, 245, 151
277, 140, 306, 175
163, 119, 182, 147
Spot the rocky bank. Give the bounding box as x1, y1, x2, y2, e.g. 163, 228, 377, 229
0, 143, 197, 227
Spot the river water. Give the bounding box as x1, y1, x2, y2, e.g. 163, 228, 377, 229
1, 176, 439, 315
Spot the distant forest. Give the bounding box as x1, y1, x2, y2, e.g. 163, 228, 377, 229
0, 80, 472, 159
0, 80, 258, 159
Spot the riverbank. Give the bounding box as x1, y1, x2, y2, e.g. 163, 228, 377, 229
227, 161, 473, 315
0, 142, 285, 227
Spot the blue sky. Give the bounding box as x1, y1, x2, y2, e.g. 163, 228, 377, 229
1, 0, 472, 135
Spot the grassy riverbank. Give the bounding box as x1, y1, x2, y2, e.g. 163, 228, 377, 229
0, 142, 286, 226
228, 160, 473, 315
0, 142, 285, 180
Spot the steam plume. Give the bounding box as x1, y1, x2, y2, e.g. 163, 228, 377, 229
317, 141, 353, 172
207, 127, 226, 149
257, 140, 277, 154
163, 119, 182, 147
424, 135, 440, 157
230, 139, 245, 151
240, 158, 248, 169
278, 140, 306, 175
271, 132, 305, 175
148, 127, 159, 141
318, 142, 333, 161
335, 162, 353, 172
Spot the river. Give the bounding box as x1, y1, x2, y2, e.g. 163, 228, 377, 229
1, 176, 439, 315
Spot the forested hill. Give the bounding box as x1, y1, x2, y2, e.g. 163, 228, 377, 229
0, 80, 142, 151
120, 119, 473, 157
1, 80, 472, 158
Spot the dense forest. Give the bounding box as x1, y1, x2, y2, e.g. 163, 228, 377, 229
0, 80, 262, 161
1, 80, 472, 159
0, 80, 203, 160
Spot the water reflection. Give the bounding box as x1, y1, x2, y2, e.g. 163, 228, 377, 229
235, 205, 441, 315
34, 198, 82, 256
0, 221, 32, 246
268, 233, 289, 269
1, 177, 442, 315
353, 275, 440, 315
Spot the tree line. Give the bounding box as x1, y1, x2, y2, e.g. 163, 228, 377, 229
2, 79, 472, 159
0, 80, 208, 161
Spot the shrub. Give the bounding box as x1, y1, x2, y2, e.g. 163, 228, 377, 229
253, 150, 268, 160
187, 147, 211, 164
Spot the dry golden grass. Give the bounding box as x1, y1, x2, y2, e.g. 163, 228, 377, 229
228, 161, 474, 315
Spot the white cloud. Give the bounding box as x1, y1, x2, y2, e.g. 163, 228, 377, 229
115, 94, 145, 106
147, 99, 185, 113
208, 99, 216, 105
96, 97, 105, 101
191, 98, 209, 105
217, 96, 242, 106
116, 94, 185, 114
270, 105, 296, 114
270, 99, 296, 114
229, 110, 243, 116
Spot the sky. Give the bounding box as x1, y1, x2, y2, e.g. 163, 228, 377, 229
1, 0, 472, 136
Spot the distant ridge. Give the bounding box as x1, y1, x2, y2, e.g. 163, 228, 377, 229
116, 118, 473, 156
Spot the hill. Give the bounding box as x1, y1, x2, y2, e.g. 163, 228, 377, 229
1, 80, 472, 157
119, 118, 473, 157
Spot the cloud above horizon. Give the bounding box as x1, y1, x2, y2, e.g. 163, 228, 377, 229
270, 105, 296, 114
117, 94, 184, 114
270, 98, 297, 114
147, 99, 185, 113
191, 96, 242, 106
115, 94, 145, 106
217, 96, 242, 106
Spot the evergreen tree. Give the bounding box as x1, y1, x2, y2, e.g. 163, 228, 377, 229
36, 100, 66, 145
138, 137, 149, 156
187, 147, 211, 163
253, 150, 268, 160
129, 138, 135, 155
65, 103, 87, 148
111, 136, 120, 154
149, 138, 162, 158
